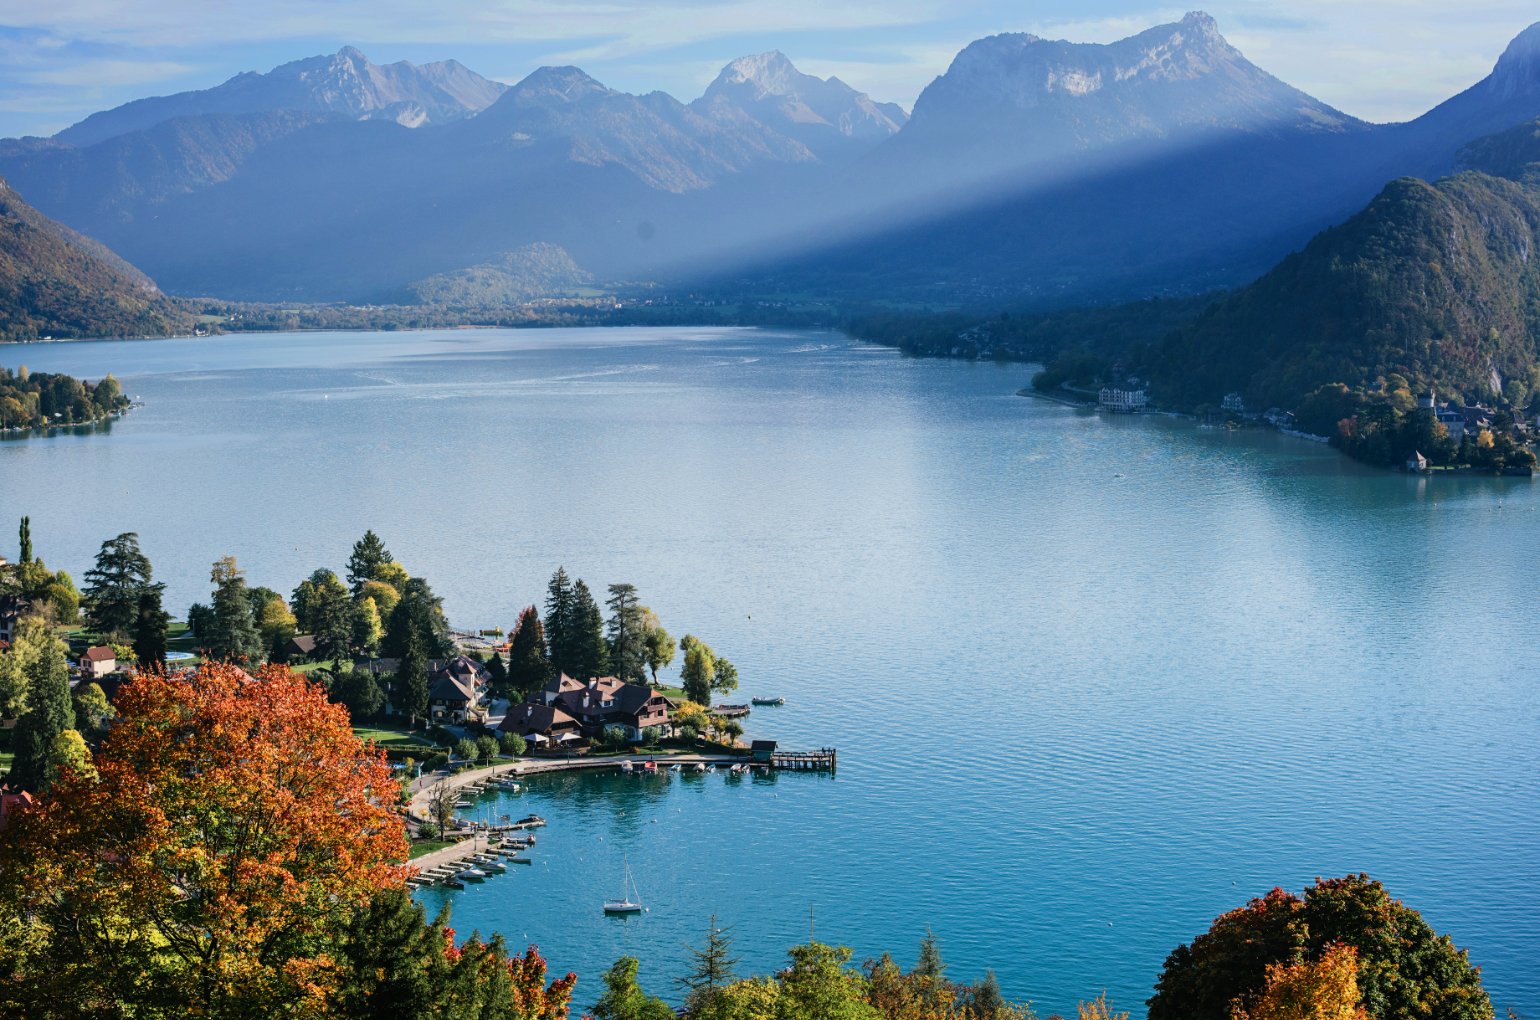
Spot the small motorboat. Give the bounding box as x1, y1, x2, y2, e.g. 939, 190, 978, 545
473, 855, 507, 873
443, 879, 466, 890
620, 761, 634, 774
704, 764, 716, 773
751, 696, 786, 706
643, 761, 658, 773
515, 815, 546, 828
668, 764, 682, 773
456, 868, 488, 883
693, 764, 706, 774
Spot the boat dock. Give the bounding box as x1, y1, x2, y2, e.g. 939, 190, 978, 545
713, 703, 752, 718
408, 832, 537, 889
770, 747, 837, 771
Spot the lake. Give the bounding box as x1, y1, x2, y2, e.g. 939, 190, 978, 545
2, 327, 1536, 1015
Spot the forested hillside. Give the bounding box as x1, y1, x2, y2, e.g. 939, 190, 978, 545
0, 178, 193, 342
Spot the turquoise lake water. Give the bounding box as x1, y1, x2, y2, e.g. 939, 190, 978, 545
1, 327, 1536, 1015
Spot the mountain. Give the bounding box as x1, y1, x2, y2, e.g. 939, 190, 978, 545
0, 178, 193, 341
690, 51, 906, 159
6, 17, 1540, 308
1150, 124, 1540, 410
888, 11, 1363, 186
56, 47, 506, 148
726, 14, 1540, 306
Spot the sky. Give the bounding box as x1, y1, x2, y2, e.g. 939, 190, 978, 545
0, 0, 1536, 138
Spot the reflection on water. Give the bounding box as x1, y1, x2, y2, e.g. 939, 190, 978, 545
1, 328, 1536, 1016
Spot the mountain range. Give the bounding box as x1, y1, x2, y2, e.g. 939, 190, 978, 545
2, 13, 1540, 313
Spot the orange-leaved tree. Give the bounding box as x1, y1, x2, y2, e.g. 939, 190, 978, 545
1233, 943, 1367, 1020
0, 662, 409, 1017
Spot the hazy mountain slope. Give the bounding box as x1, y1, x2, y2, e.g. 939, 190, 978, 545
691, 51, 906, 159
0, 178, 193, 341
724, 15, 1540, 307
1152, 141, 1540, 408
409, 242, 593, 306
57, 48, 506, 147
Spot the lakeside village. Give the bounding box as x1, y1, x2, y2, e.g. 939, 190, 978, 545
1046, 372, 1540, 476
0, 522, 1501, 1020
0, 524, 831, 857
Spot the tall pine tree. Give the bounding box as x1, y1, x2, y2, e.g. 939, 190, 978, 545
205, 557, 262, 663
345, 530, 394, 596
605, 583, 647, 683
507, 605, 549, 696
133, 585, 170, 669
543, 568, 574, 677
18, 516, 32, 564
571, 580, 609, 679
396, 627, 430, 726
82, 532, 153, 639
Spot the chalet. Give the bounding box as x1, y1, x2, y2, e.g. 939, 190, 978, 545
531, 672, 587, 707
79, 645, 118, 678
285, 634, 319, 661
499, 702, 581, 744
553, 677, 672, 741
427, 673, 480, 725
0, 595, 32, 645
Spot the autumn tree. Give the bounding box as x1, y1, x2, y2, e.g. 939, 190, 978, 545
1234, 943, 1368, 1020
681, 636, 716, 706
0, 663, 409, 1017
640, 609, 676, 684
82, 531, 154, 639
1148, 875, 1490, 1020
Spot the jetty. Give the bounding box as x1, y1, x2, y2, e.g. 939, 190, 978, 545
408, 832, 537, 888
712, 703, 752, 718
768, 747, 837, 771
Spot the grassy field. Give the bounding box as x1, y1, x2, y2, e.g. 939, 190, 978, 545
353, 726, 436, 751
408, 839, 458, 859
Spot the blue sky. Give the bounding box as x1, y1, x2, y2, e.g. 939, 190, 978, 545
1, 1, 1536, 137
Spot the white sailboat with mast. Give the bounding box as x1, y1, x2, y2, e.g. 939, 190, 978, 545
603, 856, 645, 915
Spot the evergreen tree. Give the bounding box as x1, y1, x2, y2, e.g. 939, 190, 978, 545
679, 915, 740, 1001
330, 889, 440, 1018
544, 567, 575, 677
396, 627, 430, 725
332, 669, 385, 721
10, 624, 75, 790
913, 928, 950, 1009
132, 585, 170, 669
345, 530, 395, 595
82, 532, 153, 639
205, 556, 262, 663
593, 956, 674, 1020
382, 577, 451, 660
486, 648, 509, 692
605, 583, 647, 683
508, 605, 549, 695
18, 515, 32, 564
571, 580, 610, 679
966, 971, 1009, 1019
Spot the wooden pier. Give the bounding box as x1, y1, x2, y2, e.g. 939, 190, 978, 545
713, 704, 752, 718
770, 747, 837, 772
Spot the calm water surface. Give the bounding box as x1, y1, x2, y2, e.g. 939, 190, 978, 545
2, 328, 1537, 1015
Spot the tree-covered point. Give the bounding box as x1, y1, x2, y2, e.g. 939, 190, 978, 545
0, 365, 128, 430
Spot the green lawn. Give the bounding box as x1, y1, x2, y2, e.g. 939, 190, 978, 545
288, 661, 332, 674
0, 750, 13, 776
354, 726, 436, 751
408, 839, 458, 859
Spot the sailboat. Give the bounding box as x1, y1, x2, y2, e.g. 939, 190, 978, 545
603, 857, 645, 915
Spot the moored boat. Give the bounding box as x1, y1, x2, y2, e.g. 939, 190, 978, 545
751, 696, 786, 706
603, 856, 645, 915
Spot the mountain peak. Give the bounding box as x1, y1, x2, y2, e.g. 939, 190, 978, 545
334, 45, 369, 63
510, 66, 611, 102
715, 51, 803, 94
695, 51, 906, 150
1490, 22, 1540, 98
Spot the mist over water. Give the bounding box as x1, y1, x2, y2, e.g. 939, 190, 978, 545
2, 327, 1536, 1015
